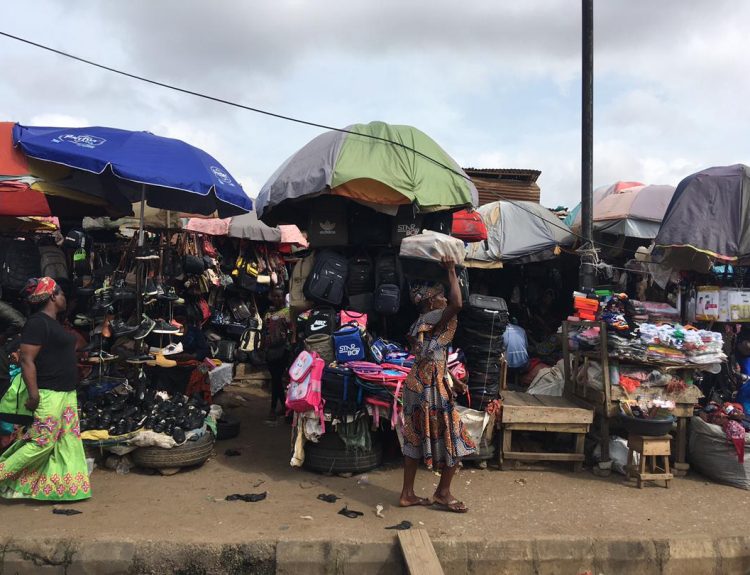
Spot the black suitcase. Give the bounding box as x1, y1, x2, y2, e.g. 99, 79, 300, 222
467, 294, 508, 313
303, 250, 348, 306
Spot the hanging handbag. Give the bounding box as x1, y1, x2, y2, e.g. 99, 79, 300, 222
183, 234, 206, 275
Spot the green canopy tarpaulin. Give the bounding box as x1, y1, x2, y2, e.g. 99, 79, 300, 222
256, 121, 477, 221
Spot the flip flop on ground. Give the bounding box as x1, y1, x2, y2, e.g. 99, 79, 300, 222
432, 497, 468, 513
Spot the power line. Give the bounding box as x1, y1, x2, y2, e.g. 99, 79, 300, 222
0, 30, 639, 256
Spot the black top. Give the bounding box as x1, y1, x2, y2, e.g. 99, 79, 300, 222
20, 312, 78, 392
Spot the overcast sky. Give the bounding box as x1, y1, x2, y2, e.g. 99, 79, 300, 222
1, 1, 748, 209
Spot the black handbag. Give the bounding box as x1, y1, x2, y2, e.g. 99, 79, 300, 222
211, 340, 237, 363
183, 254, 206, 275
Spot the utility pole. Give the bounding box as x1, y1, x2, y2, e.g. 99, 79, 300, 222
580, 0, 596, 289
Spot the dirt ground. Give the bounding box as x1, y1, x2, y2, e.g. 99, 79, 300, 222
1, 382, 749, 545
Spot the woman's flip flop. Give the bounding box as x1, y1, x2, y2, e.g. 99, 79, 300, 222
399, 497, 432, 508
432, 499, 468, 513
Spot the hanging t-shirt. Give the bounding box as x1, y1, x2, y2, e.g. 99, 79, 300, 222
20, 312, 78, 392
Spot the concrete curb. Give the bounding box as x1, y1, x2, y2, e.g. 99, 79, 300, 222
2, 534, 750, 574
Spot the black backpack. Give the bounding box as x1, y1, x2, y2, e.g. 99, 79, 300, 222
303, 250, 348, 306
373, 250, 403, 316
321, 366, 362, 418
1, 240, 41, 291
347, 251, 374, 296
304, 307, 338, 338
348, 204, 391, 246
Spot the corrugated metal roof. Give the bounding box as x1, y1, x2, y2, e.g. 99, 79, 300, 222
463, 168, 542, 205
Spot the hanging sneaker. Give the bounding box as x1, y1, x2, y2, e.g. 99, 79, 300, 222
143, 277, 158, 297
87, 351, 117, 363
133, 315, 156, 340
161, 342, 184, 356
126, 353, 156, 364
152, 319, 180, 335
157, 286, 180, 302
110, 319, 140, 338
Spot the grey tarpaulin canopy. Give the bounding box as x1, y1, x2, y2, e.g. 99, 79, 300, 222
654, 164, 750, 272
567, 183, 675, 239
465, 200, 575, 267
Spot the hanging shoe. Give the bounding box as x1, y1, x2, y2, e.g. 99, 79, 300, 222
161, 342, 184, 356
126, 353, 156, 364
110, 319, 140, 338
143, 277, 158, 297
153, 319, 180, 335
133, 315, 156, 340
147, 353, 177, 368
157, 286, 180, 302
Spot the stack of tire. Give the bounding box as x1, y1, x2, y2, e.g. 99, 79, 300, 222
456, 295, 509, 411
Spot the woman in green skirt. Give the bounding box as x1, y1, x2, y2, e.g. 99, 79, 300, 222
0, 277, 91, 501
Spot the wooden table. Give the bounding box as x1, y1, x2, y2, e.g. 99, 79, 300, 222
499, 391, 594, 471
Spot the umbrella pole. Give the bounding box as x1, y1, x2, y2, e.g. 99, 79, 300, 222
579, 0, 596, 290
136, 184, 146, 320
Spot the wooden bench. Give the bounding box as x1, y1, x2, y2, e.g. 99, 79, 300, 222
499, 391, 594, 471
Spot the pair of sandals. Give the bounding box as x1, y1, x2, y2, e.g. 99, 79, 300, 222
400, 496, 468, 513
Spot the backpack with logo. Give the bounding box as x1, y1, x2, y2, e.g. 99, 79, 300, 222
308, 196, 349, 247
333, 324, 366, 363
391, 204, 424, 246
303, 249, 348, 306
38, 245, 69, 280
346, 251, 374, 296
304, 306, 338, 338
286, 350, 326, 429
289, 252, 316, 311
451, 209, 488, 242
1, 240, 41, 290
373, 250, 403, 316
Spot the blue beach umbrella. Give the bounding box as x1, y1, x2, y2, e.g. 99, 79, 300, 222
12, 124, 252, 220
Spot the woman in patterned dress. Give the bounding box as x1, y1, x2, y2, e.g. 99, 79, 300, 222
399, 257, 476, 513
0, 277, 91, 501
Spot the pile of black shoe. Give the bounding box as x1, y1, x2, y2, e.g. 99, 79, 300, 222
79, 389, 210, 443
456, 295, 509, 410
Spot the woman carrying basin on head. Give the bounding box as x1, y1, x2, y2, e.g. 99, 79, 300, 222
399, 257, 475, 513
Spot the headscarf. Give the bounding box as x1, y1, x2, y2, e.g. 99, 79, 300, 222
408, 281, 449, 341
24, 277, 58, 304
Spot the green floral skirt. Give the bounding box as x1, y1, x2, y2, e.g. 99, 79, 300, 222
0, 389, 91, 501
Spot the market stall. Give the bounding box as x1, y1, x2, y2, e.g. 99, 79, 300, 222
1, 122, 255, 476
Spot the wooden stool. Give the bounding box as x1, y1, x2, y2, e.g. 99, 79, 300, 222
626, 434, 673, 488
